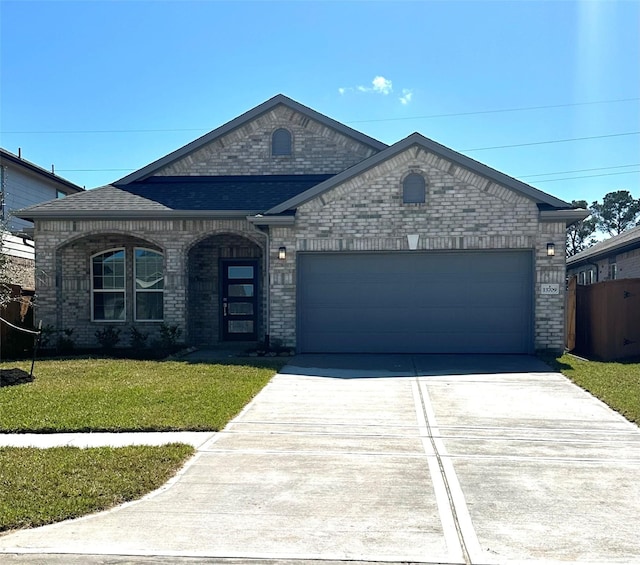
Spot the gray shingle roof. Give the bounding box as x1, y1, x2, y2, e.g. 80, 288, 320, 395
15, 175, 333, 219
266, 132, 574, 214
567, 225, 640, 267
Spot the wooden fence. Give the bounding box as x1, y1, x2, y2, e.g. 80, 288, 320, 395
566, 277, 640, 360
0, 284, 35, 359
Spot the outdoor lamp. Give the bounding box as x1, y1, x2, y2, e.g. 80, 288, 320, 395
278, 247, 287, 260
547, 243, 555, 257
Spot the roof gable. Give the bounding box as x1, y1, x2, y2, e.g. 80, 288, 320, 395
115, 95, 387, 184
266, 133, 573, 214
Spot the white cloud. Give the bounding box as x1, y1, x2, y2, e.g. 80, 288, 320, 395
399, 89, 413, 105
339, 76, 411, 104
371, 76, 393, 95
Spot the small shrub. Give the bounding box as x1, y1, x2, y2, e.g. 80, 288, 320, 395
56, 328, 75, 354
95, 327, 121, 351
38, 324, 56, 349
129, 327, 149, 350
159, 323, 182, 350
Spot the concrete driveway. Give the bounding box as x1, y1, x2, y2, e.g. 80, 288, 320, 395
1, 354, 639, 564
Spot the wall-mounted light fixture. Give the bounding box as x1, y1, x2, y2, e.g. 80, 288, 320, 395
547, 243, 555, 257
278, 246, 287, 260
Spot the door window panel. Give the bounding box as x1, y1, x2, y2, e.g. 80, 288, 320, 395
228, 284, 254, 297
228, 303, 254, 315
228, 321, 254, 333
228, 266, 254, 279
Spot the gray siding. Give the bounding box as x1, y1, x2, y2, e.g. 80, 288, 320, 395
3, 166, 59, 232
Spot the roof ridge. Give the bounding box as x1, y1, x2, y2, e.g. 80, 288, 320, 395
114, 95, 387, 185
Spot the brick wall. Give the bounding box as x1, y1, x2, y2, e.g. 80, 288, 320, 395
33, 220, 266, 348
156, 104, 379, 176
188, 234, 263, 345
267, 145, 567, 352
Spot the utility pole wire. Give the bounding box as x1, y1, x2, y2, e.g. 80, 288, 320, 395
462, 131, 639, 152
3, 97, 638, 134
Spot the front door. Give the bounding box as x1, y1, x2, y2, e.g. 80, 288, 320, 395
221, 259, 259, 341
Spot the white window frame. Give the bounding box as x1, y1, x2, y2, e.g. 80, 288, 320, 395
91, 248, 126, 322
578, 271, 586, 285
134, 247, 164, 322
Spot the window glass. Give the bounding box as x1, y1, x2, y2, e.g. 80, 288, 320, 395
229, 284, 254, 297
228, 320, 254, 333
136, 292, 163, 321
272, 128, 292, 155
93, 293, 125, 321
403, 173, 426, 204
135, 249, 164, 290
228, 266, 254, 279
92, 250, 126, 321
228, 303, 254, 315
135, 248, 164, 321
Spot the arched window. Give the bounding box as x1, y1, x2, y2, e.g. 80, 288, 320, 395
134, 248, 164, 321
402, 173, 426, 204
91, 249, 126, 321
272, 128, 292, 156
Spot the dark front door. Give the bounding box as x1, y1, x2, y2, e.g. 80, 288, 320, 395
221, 259, 258, 341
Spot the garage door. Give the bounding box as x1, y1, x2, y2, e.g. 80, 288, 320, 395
297, 251, 534, 354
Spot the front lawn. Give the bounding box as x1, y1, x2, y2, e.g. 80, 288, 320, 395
0, 357, 282, 532
0, 444, 194, 532
552, 354, 640, 426
0, 357, 281, 432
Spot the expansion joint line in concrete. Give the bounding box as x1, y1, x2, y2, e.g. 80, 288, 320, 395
414, 378, 472, 565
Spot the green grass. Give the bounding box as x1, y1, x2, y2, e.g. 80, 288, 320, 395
550, 354, 640, 426
0, 444, 194, 532
0, 357, 282, 532
0, 358, 281, 432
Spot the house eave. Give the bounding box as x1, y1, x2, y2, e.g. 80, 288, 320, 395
567, 240, 640, 269
15, 209, 259, 221
246, 214, 296, 226
539, 208, 590, 226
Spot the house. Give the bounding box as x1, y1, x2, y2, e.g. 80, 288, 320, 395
567, 225, 640, 285
15, 95, 587, 354
1, 148, 84, 290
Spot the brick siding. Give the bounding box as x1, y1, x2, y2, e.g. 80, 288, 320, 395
269, 146, 567, 352
156, 105, 379, 176
32, 109, 567, 353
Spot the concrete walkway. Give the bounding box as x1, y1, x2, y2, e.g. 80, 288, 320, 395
1, 354, 640, 564
0, 432, 215, 449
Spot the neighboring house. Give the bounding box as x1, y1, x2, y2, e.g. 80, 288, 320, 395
16, 95, 587, 353
1, 148, 84, 289
567, 225, 640, 285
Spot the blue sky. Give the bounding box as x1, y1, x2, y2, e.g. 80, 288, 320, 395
1, 0, 638, 206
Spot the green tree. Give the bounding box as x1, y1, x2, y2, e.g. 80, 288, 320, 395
566, 200, 597, 257
590, 190, 640, 236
